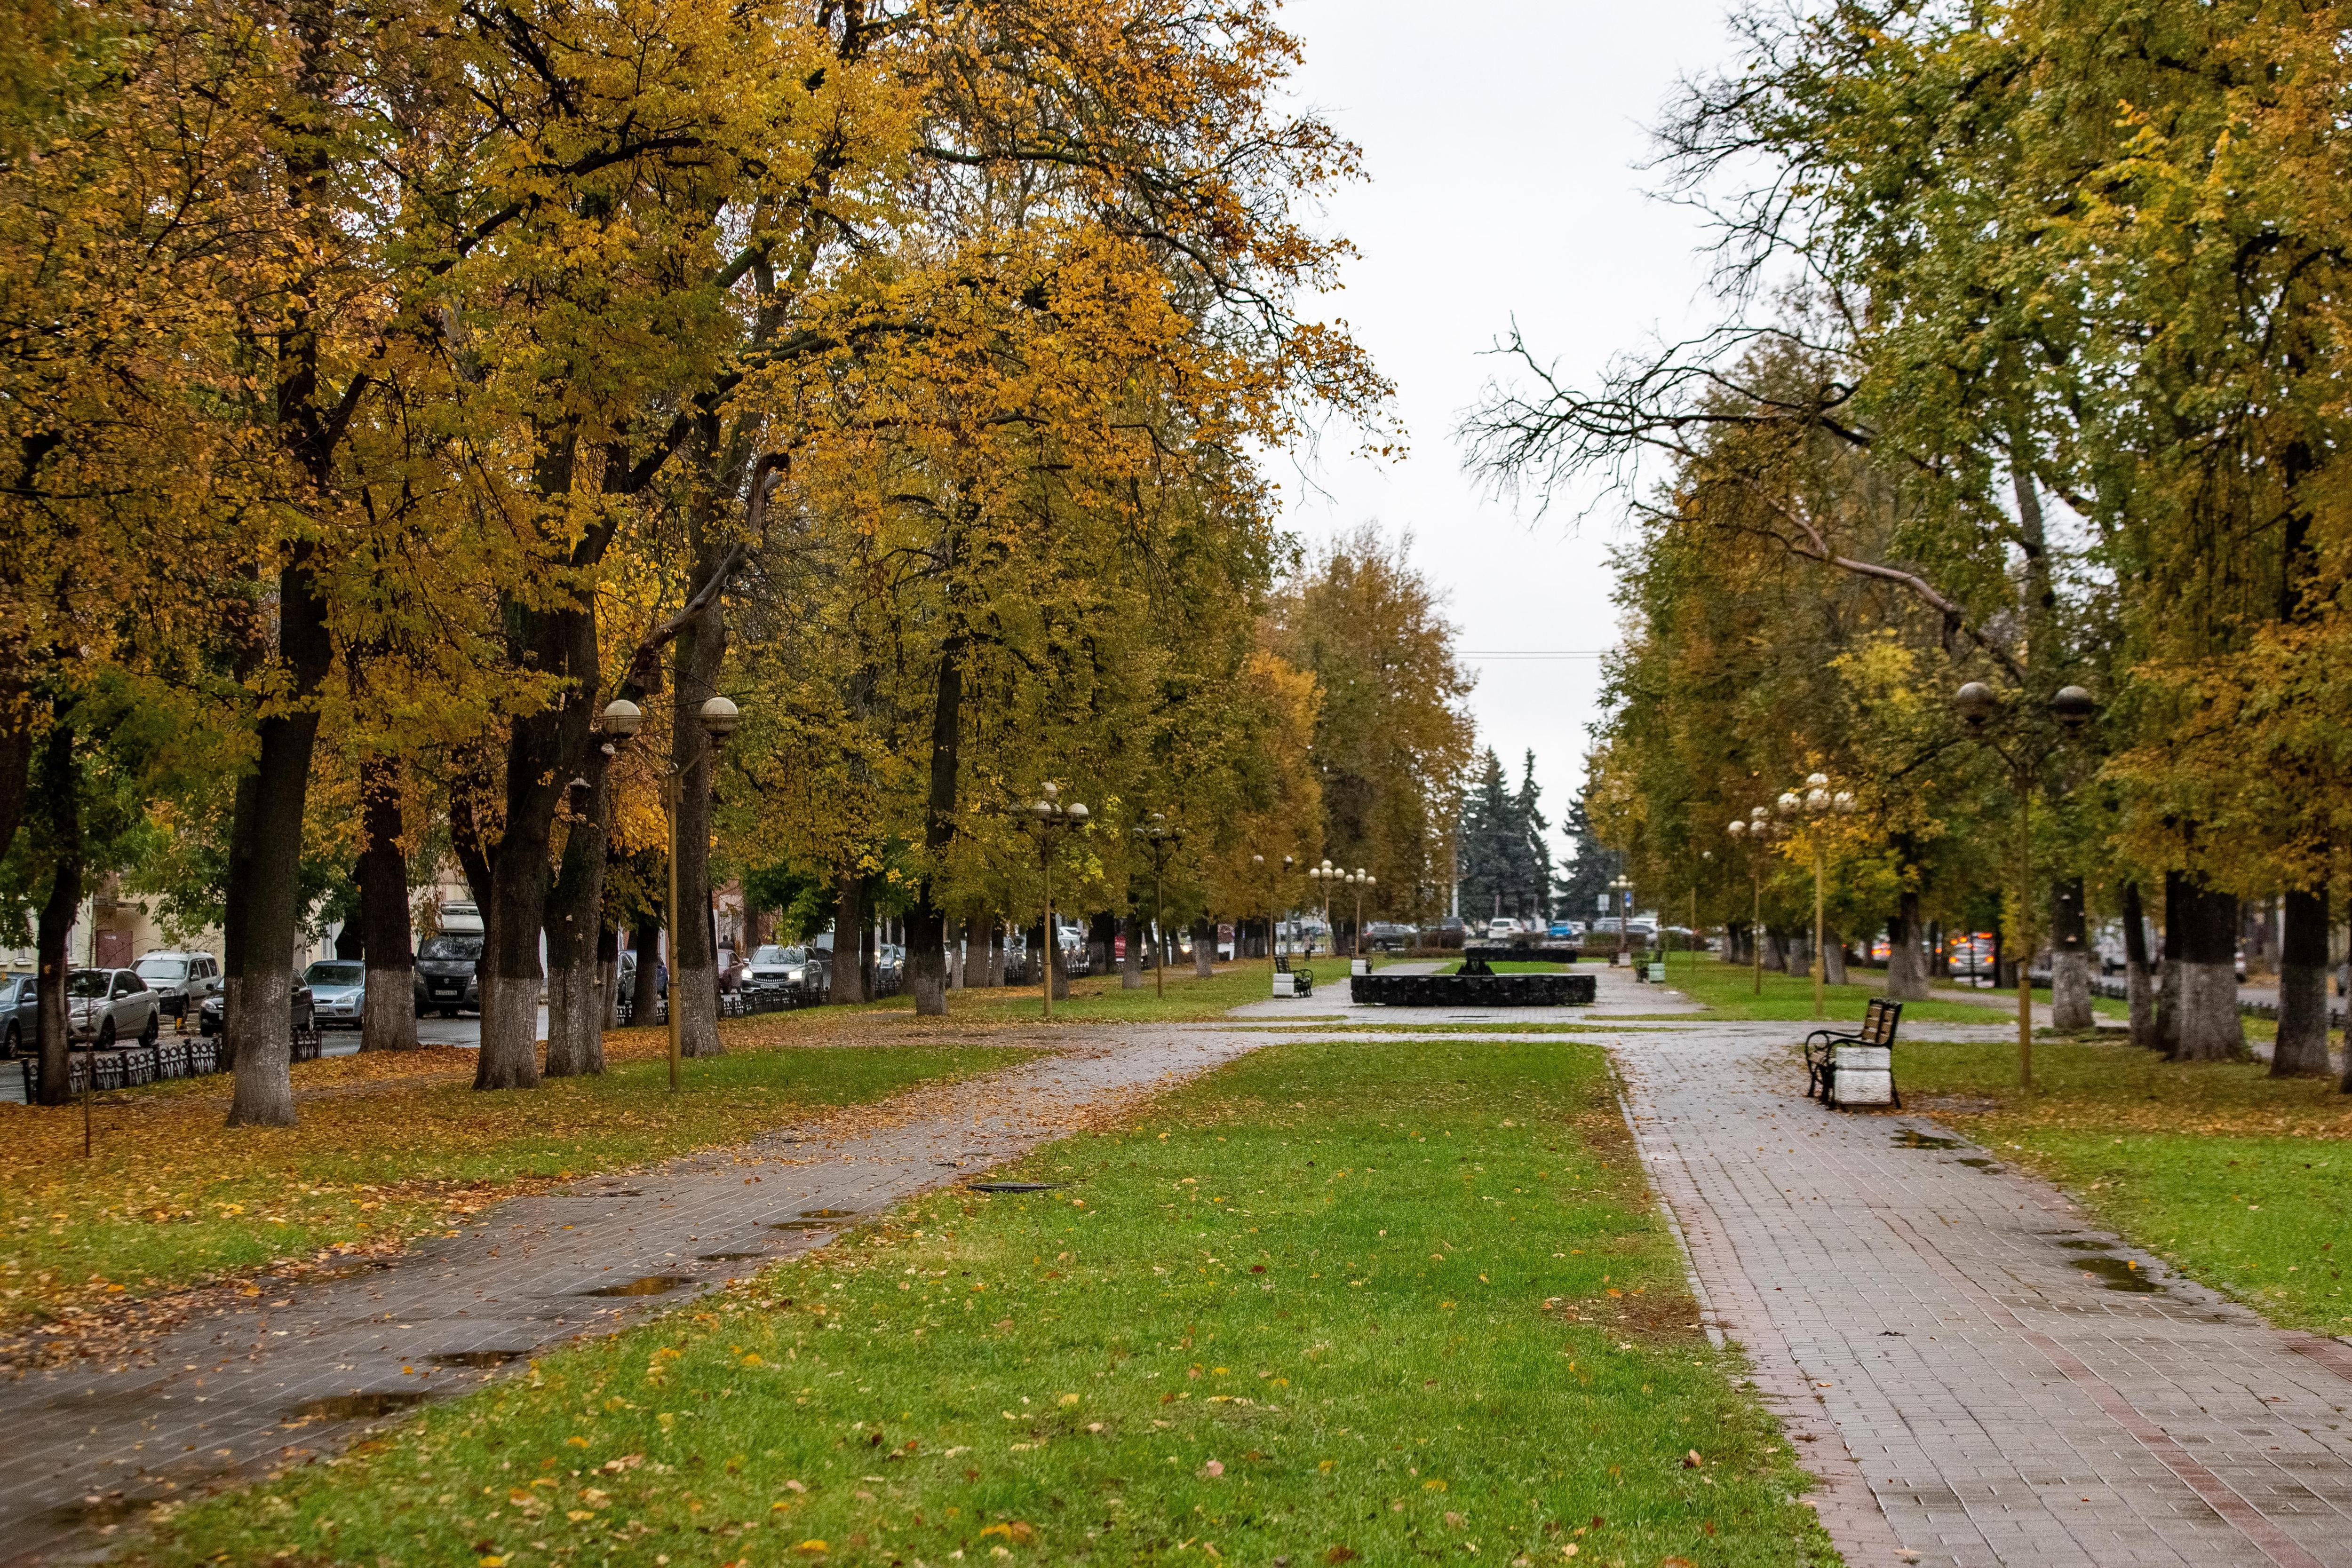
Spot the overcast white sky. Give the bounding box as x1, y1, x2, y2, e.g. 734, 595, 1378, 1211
1273, 0, 1735, 867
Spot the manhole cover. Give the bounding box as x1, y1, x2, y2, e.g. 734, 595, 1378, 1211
284, 1391, 429, 1423
429, 1349, 525, 1368
580, 1275, 694, 1297
965, 1182, 1061, 1194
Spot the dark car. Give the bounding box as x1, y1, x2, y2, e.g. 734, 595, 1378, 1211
197, 977, 315, 1037
616, 949, 667, 998
414, 932, 483, 1017
742, 944, 823, 1001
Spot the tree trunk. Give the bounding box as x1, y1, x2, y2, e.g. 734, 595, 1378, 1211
1927, 920, 1948, 978
1723, 920, 1746, 966
2050, 876, 2093, 1031
1089, 913, 1114, 982
1761, 927, 1786, 973
0, 686, 33, 869
32, 721, 79, 1107
2155, 872, 2184, 1053
334, 914, 364, 959
2121, 879, 2156, 1049
1885, 892, 1930, 1000
831, 872, 868, 1003
947, 919, 967, 989
544, 756, 614, 1077
1122, 914, 1144, 988
2170, 879, 2244, 1061
667, 601, 726, 1057
2273, 887, 2331, 1077
358, 760, 418, 1051
1822, 936, 1847, 987
984, 919, 1004, 987
1194, 919, 1216, 978
630, 915, 663, 1025
226, 551, 329, 1128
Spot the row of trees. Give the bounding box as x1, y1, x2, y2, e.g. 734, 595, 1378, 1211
1470, 0, 2352, 1086
0, 0, 1472, 1120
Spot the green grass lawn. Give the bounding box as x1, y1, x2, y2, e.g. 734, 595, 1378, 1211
1898, 1033, 2352, 1332
1660, 959, 2097, 1027
127, 1034, 1833, 1568
0, 1038, 1031, 1330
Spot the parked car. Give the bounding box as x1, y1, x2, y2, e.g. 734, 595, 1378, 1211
1485, 917, 1524, 937
1548, 920, 1581, 939
68, 967, 161, 1047
135, 950, 221, 1025
304, 959, 366, 1029
743, 944, 824, 1001
617, 949, 668, 998
414, 931, 483, 1016
0, 972, 34, 1057
197, 975, 316, 1037
1364, 921, 1417, 950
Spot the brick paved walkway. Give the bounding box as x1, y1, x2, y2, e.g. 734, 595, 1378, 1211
1613, 1019, 2352, 1568
0, 1030, 1263, 1567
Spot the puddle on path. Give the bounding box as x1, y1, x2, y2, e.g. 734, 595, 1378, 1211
799, 1208, 858, 1219
966, 1182, 1060, 1194
429, 1349, 525, 1368
2072, 1255, 2162, 1292
1891, 1130, 1963, 1150
580, 1275, 694, 1298
766, 1220, 836, 1232
2059, 1238, 2115, 1251
1956, 1157, 1996, 1169
697, 1251, 765, 1262
284, 1391, 429, 1423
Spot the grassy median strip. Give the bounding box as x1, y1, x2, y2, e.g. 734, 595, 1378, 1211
0, 1033, 1033, 1330
1661, 961, 2104, 1026
1899, 1034, 2352, 1332
128, 1033, 1830, 1568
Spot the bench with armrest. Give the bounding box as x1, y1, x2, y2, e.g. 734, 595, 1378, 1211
1804, 998, 1903, 1108
1271, 955, 1315, 998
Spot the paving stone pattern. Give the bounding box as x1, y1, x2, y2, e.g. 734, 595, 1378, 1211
1613, 1015, 2352, 1568
0, 1030, 1262, 1567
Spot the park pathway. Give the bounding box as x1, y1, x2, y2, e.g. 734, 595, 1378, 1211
0, 1029, 1263, 1567
1612, 1010, 2352, 1568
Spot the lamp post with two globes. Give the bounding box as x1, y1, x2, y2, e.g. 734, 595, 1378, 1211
1025, 784, 1089, 1020
1724, 807, 1779, 997
1133, 813, 1181, 999
1608, 875, 1634, 966
597, 692, 744, 1092
1952, 681, 2097, 1087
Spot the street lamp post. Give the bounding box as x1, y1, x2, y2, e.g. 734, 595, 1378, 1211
1694, 851, 1711, 986
598, 694, 742, 1093
1774, 773, 1858, 1020
1609, 875, 1633, 966
1726, 806, 1780, 996
1026, 783, 1090, 1020
1134, 813, 1181, 999
1305, 861, 1339, 957
1954, 681, 2095, 1087
1346, 869, 1375, 958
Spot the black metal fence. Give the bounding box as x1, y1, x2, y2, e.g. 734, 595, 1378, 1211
615, 986, 821, 1027
1350, 972, 1596, 1007
18, 1029, 323, 1101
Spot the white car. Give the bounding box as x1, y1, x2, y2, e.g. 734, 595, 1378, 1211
1485, 918, 1523, 937
68, 967, 161, 1047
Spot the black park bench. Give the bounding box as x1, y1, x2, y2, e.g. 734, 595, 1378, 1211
1804, 998, 1903, 1109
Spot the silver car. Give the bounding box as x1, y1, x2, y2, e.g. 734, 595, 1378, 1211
68, 967, 161, 1048
135, 950, 221, 1025
304, 959, 365, 1028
